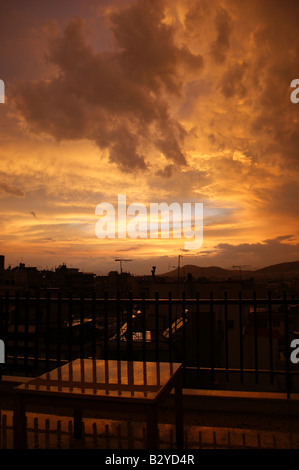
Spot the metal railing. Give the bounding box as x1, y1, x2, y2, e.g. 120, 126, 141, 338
0, 291, 299, 396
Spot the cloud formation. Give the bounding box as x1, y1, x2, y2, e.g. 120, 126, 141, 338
212, 235, 299, 269
0, 181, 24, 198
1, 0, 299, 271
11, 0, 203, 172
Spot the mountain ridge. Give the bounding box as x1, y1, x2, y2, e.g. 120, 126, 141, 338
159, 260, 299, 280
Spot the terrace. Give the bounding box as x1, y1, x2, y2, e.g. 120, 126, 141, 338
1, 291, 299, 449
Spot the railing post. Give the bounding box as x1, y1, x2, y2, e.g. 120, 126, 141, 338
142, 292, 146, 362
210, 292, 214, 384
224, 291, 229, 383
253, 291, 259, 384
104, 292, 108, 360
168, 292, 173, 364
0, 294, 3, 379
284, 291, 291, 398
80, 293, 85, 359
268, 291, 274, 384
91, 292, 96, 360
68, 293, 73, 363
182, 292, 186, 382
127, 292, 133, 360
155, 292, 159, 362
14, 292, 19, 370
34, 292, 40, 372
24, 292, 29, 374
116, 292, 121, 361
56, 291, 62, 368
4, 292, 9, 360
239, 291, 244, 384
45, 292, 50, 371
196, 292, 200, 380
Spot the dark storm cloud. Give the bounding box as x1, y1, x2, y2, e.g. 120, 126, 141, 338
155, 164, 175, 178
221, 62, 248, 98
11, 0, 203, 171
210, 8, 232, 64
0, 181, 24, 198
232, 0, 299, 170
110, 0, 203, 94
216, 235, 299, 262
215, 236, 299, 267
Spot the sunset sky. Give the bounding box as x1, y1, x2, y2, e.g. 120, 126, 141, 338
0, 0, 299, 275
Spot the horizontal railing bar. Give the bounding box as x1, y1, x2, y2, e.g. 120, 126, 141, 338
184, 366, 299, 375
2, 297, 299, 305
6, 355, 69, 364
5, 355, 299, 376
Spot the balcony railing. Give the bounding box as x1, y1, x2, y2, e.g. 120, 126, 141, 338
1, 291, 299, 396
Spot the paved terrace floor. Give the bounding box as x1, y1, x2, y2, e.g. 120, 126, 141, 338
1, 409, 299, 449
0, 410, 299, 449
1, 384, 299, 449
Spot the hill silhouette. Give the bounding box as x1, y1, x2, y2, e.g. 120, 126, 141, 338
254, 261, 299, 274
160, 261, 299, 280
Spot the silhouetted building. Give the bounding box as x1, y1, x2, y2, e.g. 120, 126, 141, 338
54, 264, 96, 295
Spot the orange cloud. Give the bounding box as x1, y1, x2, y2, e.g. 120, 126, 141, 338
0, 0, 298, 272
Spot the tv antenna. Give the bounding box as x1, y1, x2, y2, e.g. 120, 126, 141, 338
168, 262, 176, 269
232, 265, 251, 281
115, 258, 132, 274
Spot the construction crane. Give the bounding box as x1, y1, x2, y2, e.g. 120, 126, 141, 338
115, 258, 132, 274
232, 265, 251, 281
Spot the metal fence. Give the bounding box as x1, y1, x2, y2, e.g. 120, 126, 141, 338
0, 291, 299, 395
